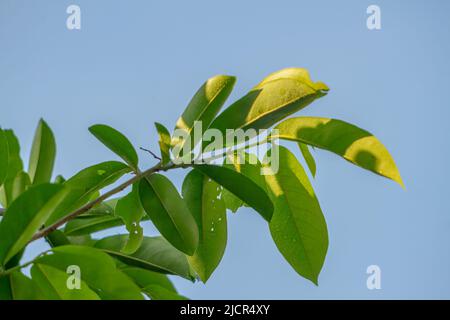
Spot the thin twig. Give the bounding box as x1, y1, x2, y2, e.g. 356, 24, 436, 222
30, 162, 168, 243
0, 208, 4, 216
140, 147, 161, 161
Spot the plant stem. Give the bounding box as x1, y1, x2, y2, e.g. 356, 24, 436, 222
29, 162, 169, 243
29, 139, 269, 243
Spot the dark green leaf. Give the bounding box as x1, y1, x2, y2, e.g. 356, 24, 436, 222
115, 183, 145, 254
94, 235, 194, 280
221, 152, 268, 213
193, 164, 273, 221
264, 146, 328, 285
139, 174, 198, 255
273, 117, 403, 186
35, 245, 144, 300
0, 183, 68, 265
89, 124, 139, 171
28, 119, 56, 185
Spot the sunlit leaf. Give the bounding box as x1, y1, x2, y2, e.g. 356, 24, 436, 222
139, 174, 198, 255
173, 75, 236, 153
182, 169, 227, 282
28, 119, 56, 185
89, 124, 139, 171
264, 146, 328, 285
208, 68, 328, 146
273, 117, 403, 186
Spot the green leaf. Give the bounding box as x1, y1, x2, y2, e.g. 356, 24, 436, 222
35, 245, 144, 300
0, 183, 69, 265
0, 129, 9, 187
264, 146, 328, 285
182, 169, 227, 282
298, 143, 316, 177
31, 263, 100, 300
0, 130, 23, 207
94, 235, 194, 280
0, 272, 43, 300
221, 152, 268, 213
46, 161, 132, 225
122, 267, 187, 300
11, 171, 31, 202
45, 230, 71, 247
273, 117, 403, 186
64, 215, 123, 236
115, 183, 145, 254
121, 267, 176, 291
28, 119, 56, 185
143, 285, 188, 300
193, 164, 273, 221
139, 174, 198, 255
173, 75, 236, 153
208, 68, 328, 146
89, 124, 139, 171
155, 122, 171, 165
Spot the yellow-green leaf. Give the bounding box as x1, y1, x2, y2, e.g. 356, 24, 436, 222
208, 68, 328, 146
193, 164, 273, 221
273, 117, 403, 186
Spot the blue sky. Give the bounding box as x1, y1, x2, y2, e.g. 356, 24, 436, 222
1, 0, 449, 299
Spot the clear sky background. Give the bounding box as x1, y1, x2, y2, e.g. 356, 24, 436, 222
1, 0, 449, 299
